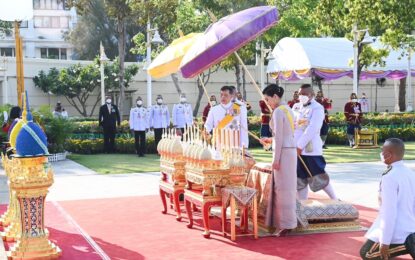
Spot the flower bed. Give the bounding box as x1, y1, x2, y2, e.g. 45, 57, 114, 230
63, 113, 415, 153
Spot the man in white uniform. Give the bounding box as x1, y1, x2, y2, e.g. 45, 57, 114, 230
129, 97, 149, 157
172, 93, 193, 136
361, 138, 415, 260
205, 85, 249, 148
150, 95, 170, 147
292, 84, 337, 200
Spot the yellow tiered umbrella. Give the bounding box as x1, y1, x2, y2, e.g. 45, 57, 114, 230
148, 32, 203, 79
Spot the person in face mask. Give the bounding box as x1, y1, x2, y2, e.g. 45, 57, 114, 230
359, 92, 370, 113
99, 95, 120, 153
344, 93, 363, 148
129, 97, 149, 157
361, 138, 415, 260
288, 91, 300, 108
315, 91, 332, 149
172, 93, 193, 136
204, 85, 249, 148
202, 95, 217, 123
150, 95, 170, 148
292, 84, 338, 201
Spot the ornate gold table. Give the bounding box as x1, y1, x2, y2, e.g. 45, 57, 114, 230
159, 160, 186, 221
184, 166, 232, 238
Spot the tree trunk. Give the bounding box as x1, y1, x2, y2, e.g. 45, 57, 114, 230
399, 77, 406, 111
235, 64, 242, 92
117, 18, 126, 118
194, 76, 205, 117
171, 73, 182, 95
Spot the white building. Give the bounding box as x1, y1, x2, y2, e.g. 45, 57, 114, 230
0, 0, 77, 60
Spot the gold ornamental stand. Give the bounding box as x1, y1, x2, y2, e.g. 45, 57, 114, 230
1, 154, 21, 242
7, 155, 61, 259
354, 129, 379, 149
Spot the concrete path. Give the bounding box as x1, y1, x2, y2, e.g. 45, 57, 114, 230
1, 159, 415, 209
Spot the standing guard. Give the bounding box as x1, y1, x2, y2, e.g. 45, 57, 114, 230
129, 97, 149, 157
150, 95, 170, 147
172, 94, 193, 136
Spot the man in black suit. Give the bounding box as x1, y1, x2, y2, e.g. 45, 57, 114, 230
99, 96, 120, 153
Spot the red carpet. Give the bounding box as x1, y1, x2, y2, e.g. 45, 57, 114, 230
0, 196, 411, 260
56, 196, 411, 260
0, 203, 103, 260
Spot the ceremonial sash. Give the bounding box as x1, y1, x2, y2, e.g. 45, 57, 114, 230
217, 103, 241, 129
277, 105, 294, 131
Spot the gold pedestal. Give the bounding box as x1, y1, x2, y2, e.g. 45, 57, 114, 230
6, 156, 61, 259
1, 155, 21, 242
0, 155, 14, 227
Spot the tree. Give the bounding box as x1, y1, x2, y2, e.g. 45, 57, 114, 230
67, 0, 137, 116
33, 59, 138, 117
312, 0, 415, 110
65, 0, 139, 61
0, 21, 12, 38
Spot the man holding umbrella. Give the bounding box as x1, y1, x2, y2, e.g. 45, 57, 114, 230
293, 84, 337, 200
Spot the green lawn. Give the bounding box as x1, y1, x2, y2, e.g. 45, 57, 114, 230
252, 142, 415, 164
69, 142, 415, 174
68, 154, 161, 174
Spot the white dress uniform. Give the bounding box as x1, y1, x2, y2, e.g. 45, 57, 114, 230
172, 102, 193, 128
292, 99, 324, 156
365, 160, 415, 245
150, 104, 170, 129
129, 106, 149, 131
204, 101, 249, 148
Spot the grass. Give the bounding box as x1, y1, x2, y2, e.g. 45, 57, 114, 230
68, 142, 415, 174
68, 153, 161, 174
251, 142, 415, 164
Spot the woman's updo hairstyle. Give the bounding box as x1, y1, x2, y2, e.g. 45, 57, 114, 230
262, 83, 284, 98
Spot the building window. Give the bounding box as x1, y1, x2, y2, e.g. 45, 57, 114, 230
40, 48, 67, 59
0, 48, 15, 57
34, 16, 69, 28
34, 0, 67, 10
60, 48, 67, 60
20, 21, 28, 28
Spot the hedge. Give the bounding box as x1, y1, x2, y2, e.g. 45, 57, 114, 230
64, 113, 415, 153
65, 136, 158, 154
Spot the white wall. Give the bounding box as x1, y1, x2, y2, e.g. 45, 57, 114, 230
0, 58, 411, 118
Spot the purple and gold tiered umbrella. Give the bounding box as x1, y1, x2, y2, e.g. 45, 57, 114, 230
180, 6, 278, 80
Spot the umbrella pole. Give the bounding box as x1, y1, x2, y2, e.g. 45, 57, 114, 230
233, 52, 273, 112
197, 75, 211, 103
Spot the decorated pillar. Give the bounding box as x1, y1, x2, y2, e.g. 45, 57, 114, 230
3, 91, 61, 259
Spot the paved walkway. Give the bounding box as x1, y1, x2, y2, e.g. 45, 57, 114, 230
1, 159, 415, 208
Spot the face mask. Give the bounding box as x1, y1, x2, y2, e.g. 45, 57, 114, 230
137, 101, 143, 106
180, 97, 187, 103
299, 95, 309, 105
210, 100, 217, 106
157, 99, 163, 105
106, 99, 111, 104
352, 99, 358, 103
